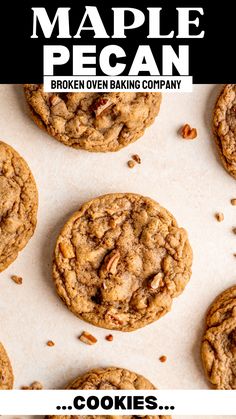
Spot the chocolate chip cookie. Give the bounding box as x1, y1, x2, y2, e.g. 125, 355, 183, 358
53, 193, 192, 331
201, 285, 236, 389
24, 86, 162, 152
0, 141, 38, 272
213, 84, 236, 179
46, 366, 171, 419
0, 342, 14, 389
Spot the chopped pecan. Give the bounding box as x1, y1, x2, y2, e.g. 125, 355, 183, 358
47, 340, 55, 347
59, 242, 75, 258
181, 124, 197, 140
149, 272, 163, 289
105, 334, 113, 342
105, 251, 120, 274
132, 154, 141, 164
127, 160, 135, 168
92, 98, 112, 117
11, 275, 23, 285
79, 331, 97, 345
215, 212, 224, 222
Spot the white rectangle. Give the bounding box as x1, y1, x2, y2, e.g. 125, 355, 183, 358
43, 76, 193, 92
0, 390, 235, 415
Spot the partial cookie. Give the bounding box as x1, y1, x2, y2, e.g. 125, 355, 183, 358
0, 141, 38, 272
24, 86, 162, 152
0, 342, 14, 389
53, 193, 192, 331
201, 285, 236, 389
213, 84, 236, 179
46, 366, 171, 419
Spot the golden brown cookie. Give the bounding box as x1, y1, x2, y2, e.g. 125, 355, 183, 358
0, 141, 38, 272
53, 193, 192, 331
46, 366, 171, 419
201, 285, 236, 389
0, 342, 14, 389
24, 86, 162, 152
213, 84, 236, 179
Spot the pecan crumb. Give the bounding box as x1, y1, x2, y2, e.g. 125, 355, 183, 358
232, 228, 236, 234
132, 154, 141, 164
215, 212, 224, 222
231, 199, 236, 206
21, 381, 43, 390
159, 355, 167, 363
105, 334, 113, 342
11, 275, 23, 285
127, 160, 136, 168
181, 124, 197, 140
47, 340, 55, 347
79, 331, 97, 345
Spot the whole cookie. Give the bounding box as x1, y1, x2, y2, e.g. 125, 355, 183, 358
201, 285, 236, 389
53, 193, 192, 331
0, 141, 38, 272
24, 85, 162, 152
0, 342, 14, 389
46, 366, 171, 419
213, 84, 236, 179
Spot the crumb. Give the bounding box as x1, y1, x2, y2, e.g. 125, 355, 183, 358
21, 381, 43, 390
47, 340, 55, 347
231, 199, 236, 206
215, 212, 224, 222
180, 124, 197, 140
127, 160, 136, 168
132, 154, 141, 164
79, 331, 97, 345
232, 228, 236, 234
105, 334, 113, 342
159, 355, 167, 363
11, 275, 23, 285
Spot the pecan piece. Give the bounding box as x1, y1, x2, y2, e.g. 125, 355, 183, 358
105, 251, 120, 274
181, 124, 197, 140
79, 331, 97, 345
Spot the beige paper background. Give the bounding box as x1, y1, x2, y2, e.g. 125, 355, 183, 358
0, 84, 235, 419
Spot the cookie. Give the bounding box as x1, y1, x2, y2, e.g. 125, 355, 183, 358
53, 193, 192, 331
24, 85, 162, 152
0, 141, 38, 272
213, 84, 236, 179
201, 285, 236, 389
0, 342, 14, 389
46, 366, 171, 419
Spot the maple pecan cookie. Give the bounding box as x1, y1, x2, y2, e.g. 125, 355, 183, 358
201, 285, 236, 389
53, 193, 192, 331
213, 84, 236, 178
0, 141, 38, 272
46, 366, 171, 419
24, 85, 162, 152
0, 342, 14, 389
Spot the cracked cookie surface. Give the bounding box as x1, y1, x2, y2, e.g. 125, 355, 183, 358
201, 286, 236, 389
46, 366, 171, 419
213, 84, 236, 179
0, 342, 14, 389
53, 193, 192, 331
24, 85, 162, 152
0, 141, 38, 272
